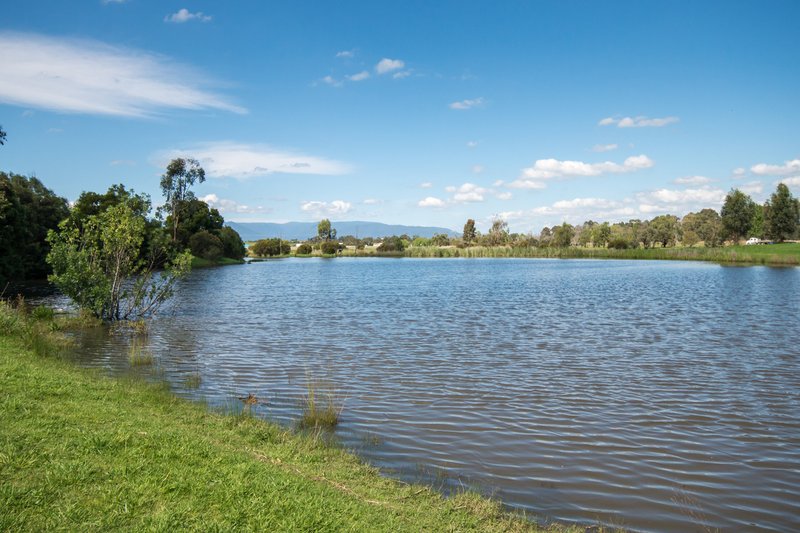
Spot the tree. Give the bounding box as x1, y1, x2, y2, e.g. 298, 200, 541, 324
47, 203, 191, 321
431, 233, 451, 246
764, 183, 799, 242
160, 158, 206, 242
721, 188, 755, 243
552, 222, 574, 247
317, 219, 336, 241
486, 218, 509, 246
251, 238, 290, 257
189, 230, 224, 261
0, 173, 70, 282
750, 203, 765, 239
682, 209, 723, 247
167, 199, 224, 248
0, 125, 6, 146
539, 226, 552, 247
377, 236, 405, 252
649, 215, 681, 248
217, 226, 246, 260
592, 222, 611, 248
462, 219, 477, 245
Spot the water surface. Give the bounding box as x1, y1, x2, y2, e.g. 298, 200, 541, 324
64, 259, 800, 532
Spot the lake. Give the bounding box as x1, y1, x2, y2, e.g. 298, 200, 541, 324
61, 258, 800, 532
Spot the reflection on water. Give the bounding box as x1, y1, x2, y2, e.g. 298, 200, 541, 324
57, 258, 800, 532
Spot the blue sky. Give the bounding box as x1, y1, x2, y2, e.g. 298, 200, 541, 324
1, 1, 798, 233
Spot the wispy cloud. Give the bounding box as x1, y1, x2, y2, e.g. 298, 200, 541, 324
751, 159, 800, 176
0, 32, 244, 117
375, 58, 405, 74
201, 194, 270, 214
740, 181, 764, 195
599, 116, 679, 128
673, 175, 712, 185
347, 70, 370, 82
509, 155, 654, 189
466, 140, 479, 148
165, 8, 212, 23
156, 142, 351, 179
336, 50, 355, 58
449, 97, 485, 110
110, 159, 136, 166
591, 143, 618, 153
636, 186, 726, 214
419, 182, 433, 189
300, 200, 352, 217
418, 196, 445, 208
319, 75, 343, 87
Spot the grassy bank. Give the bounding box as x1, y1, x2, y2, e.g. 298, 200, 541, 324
0, 307, 581, 532
190, 255, 246, 268
403, 243, 800, 266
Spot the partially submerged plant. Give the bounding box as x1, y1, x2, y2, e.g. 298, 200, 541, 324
298, 378, 344, 430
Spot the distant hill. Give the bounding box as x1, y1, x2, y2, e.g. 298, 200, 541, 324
227, 221, 459, 241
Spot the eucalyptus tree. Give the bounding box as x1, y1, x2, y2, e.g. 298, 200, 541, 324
721, 188, 755, 243
160, 158, 206, 242
0, 125, 6, 145
462, 218, 477, 245
764, 183, 799, 242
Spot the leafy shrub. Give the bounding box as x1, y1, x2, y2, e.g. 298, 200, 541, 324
251, 238, 290, 257
217, 226, 246, 260
608, 237, 630, 249
320, 241, 339, 255
296, 243, 312, 255
189, 230, 224, 261
377, 236, 405, 252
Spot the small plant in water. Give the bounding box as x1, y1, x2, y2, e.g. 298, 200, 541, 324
128, 338, 154, 366
299, 378, 343, 430
183, 372, 202, 389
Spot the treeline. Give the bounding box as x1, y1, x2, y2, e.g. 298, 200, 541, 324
0, 162, 246, 286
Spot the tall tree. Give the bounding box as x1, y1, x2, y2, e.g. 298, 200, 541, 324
552, 222, 574, 248
160, 158, 205, 242
0, 173, 70, 282
721, 188, 755, 243
486, 218, 509, 246
462, 218, 477, 245
0, 125, 6, 146
764, 183, 799, 242
317, 219, 335, 241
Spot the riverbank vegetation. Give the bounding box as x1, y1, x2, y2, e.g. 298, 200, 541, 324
0, 303, 585, 532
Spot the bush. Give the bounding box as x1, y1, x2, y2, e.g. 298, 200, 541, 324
607, 237, 630, 250
320, 241, 339, 255
189, 230, 224, 261
251, 238, 290, 257
377, 236, 405, 252
296, 243, 312, 255
217, 226, 246, 260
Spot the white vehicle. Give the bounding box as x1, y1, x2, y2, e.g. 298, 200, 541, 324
745, 237, 761, 245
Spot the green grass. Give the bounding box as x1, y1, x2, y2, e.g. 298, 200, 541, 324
403, 243, 800, 265
299, 380, 343, 430
190, 256, 246, 268
0, 304, 587, 532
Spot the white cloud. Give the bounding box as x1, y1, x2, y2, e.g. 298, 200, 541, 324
591, 143, 618, 153
634, 186, 726, 216
320, 75, 343, 87
375, 58, 404, 74
751, 159, 800, 176
509, 154, 654, 189
780, 176, 800, 187
336, 50, 355, 58
418, 197, 445, 208
157, 142, 351, 179
444, 182, 510, 203
0, 32, 244, 117
733, 167, 747, 178
673, 175, 712, 185
300, 200, 352, 217
740, 181, 764, 195
164, 8, 212, 23
466, 141, 479, 148
449, 97, 485, 110
472, 165, 484, 174
392, 70, 412, 79
362, 198, 381, 205
420, 182, 433, 189
496, 192, 513, 200
599, 116, 679, 128
201, 194, 270, 214
347, 70, 370, 82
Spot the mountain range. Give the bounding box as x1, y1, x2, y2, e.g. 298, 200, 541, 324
227, 221, 459, 241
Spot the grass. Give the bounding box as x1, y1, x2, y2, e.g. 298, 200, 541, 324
0, 303, 590, 532
190, 255, 246, 268
299, 379, 344, 430
403, 243, 800, 265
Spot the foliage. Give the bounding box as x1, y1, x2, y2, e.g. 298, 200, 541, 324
431, 233, 451, 246
317, 219, 336, 241
750, 203, 765, 239
462, 218, 477, 245
217, 226, 246, 260
0, 125, 6, 145
649, 215, 682, 248
682, 209, 723, 247
160, 158, 206, 242
296, 243, 313, 255
485, 218, 509, 246
591, 222, 611, 248
607, 237, 630, 249
551, 223, 574, 248
0, 172, 70, 282
320, 241, 340, 255
377, 236, 405, 252
189, 230, 224, 261
47, 203, 192, 321
167, 198, 224, 248
251, 238, 290, 257
764, 183, 799, 242
538, 226, 552, 247
721, 188, 755, 242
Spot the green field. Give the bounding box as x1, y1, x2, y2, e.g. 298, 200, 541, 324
0, 306, 586, 532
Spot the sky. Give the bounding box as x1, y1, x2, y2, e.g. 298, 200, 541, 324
1, 1, 799, 233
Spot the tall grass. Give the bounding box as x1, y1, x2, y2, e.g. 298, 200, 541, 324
299, 378, 344, 430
